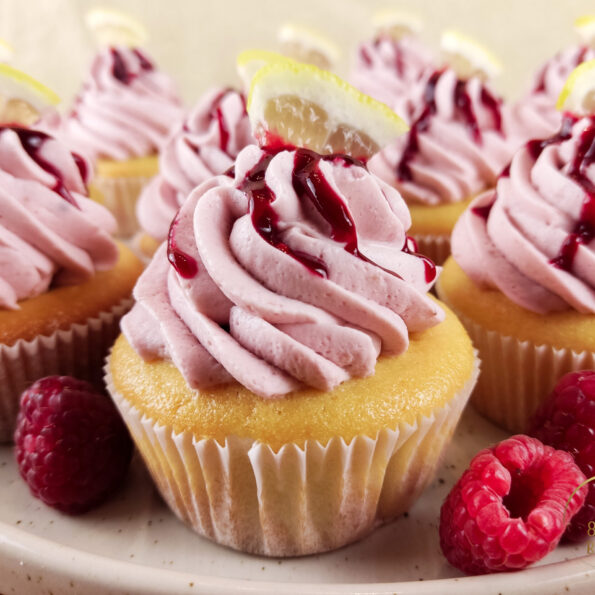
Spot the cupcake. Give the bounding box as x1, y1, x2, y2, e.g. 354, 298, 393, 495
106, 63, 479, 557
368, 33, 517, 265
510, 15, 595, 144
61, 10, 184, 237
0, 124, 143, 442
437, 105, 595, 433
350, 12, 437, 122
135, 87, 254, 258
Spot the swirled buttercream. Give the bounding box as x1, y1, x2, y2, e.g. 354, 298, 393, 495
62, 46, 184, 161
122, 145, 444, 397
0, 126, 118, 310
368, 68, 516, 205
137, 87, 254, 242
451, 114, 595, 314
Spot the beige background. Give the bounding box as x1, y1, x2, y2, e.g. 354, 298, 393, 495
1, 0, 593, 107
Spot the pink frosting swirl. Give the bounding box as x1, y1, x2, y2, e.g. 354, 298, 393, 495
368, 68, 517, 205
62, 46, 184, 161
510, 45, 595, 144
350, 35, 437, 122
136, 87, 254, 242
0, 126, 119, 310
122, 145, 444, 398
451, 114, 595, 314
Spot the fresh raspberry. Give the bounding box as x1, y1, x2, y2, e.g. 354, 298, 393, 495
529, 370, 595, 542
14, 376, 133, 514
439, 435, 586, 575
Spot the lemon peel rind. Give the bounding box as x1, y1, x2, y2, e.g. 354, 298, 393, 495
277, 24, 341, 64
85, 7, 148, 48
0, 64, 60, 106
441, 30, 502, 79
556, 58, 595, 113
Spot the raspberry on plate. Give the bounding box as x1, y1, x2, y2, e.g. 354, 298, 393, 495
529, 370, 595, 542
14, 376, 133, 514
439, 434, 587, 575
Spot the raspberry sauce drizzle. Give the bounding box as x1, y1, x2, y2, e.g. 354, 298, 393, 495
549, 115, 595, 272
2, 127, 80, 207
241, 147, 436, 283
111, 48, 132, 85
167, 217, 199, 279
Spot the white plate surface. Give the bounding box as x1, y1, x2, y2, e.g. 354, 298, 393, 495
1, 407, 594, 595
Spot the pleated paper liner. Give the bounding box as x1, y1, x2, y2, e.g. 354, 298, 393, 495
412, 233, 451, 267
438, 303, 595, 434
0, 298, 132, 443
105, 353, 479, 557
89, 175, 153, 238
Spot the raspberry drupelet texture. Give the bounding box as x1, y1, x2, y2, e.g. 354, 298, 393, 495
529, 370, 595, 542
14, 376, 133, 514
439, 435, 587, 575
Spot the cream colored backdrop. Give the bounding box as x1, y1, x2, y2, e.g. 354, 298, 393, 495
0, 0, 592, 107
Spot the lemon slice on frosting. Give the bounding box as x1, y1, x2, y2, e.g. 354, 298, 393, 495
575, 15, 595, 47
556, 59, 595, 115
0, 38, 14, 63
441, 30, 502, 80
85, 7, 148, 47
0, 64, 60, 125
247, 61, 408, 160
236, 49, 297, 92
371, 10, 423, 40
277, 23, 340, 70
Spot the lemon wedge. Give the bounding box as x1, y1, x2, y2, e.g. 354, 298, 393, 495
441, 30, 502, 80
575, 15, 595, 47
0, 38, 14, 63
247, 61, 408, 160
277, 23, 340, 70
85, 7, 147, 47
556, 59, 595, 115
0, 64, 60, 125
236, 49, 296, 92
371, 10, 423, 39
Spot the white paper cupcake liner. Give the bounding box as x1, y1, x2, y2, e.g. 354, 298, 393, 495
447, 309, 594, 433
105, 353, 479, 557
412, 233, 451, 266
91, 175, 153, 238
0, 298, 133, 443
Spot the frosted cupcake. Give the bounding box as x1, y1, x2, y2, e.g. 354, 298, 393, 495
350, 12, 437, 123
135, 87, 254, 257
437, 87, 595, 433
368, 33, 515, 265
511, 15, 595, 144
62, 10, 184, 237
0, 124, 143, 441
106, 62, 479, 557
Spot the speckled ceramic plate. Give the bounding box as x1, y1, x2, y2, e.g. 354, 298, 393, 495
1, 407, 594, 595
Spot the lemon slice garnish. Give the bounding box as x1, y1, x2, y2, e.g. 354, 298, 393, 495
0, 64, 60, 125
371, 10, 423, 40
0, 38, 14, 63
236, 49, 297, 91
575, 15, 595, 47
247, 61, 408, 160
277, 23, 340, 70
556, 59, 595, 115
441, 30, 502, 81
85, 7, 148, 47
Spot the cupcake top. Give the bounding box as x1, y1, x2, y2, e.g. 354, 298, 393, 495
62, 45, 184, 162
122, 144, 444, 398
0, 126, 119, 310
350, 34, 437, 122
451, 114, 595, 314
136, 87, 254, 242
368, 67, 516, 205
511, 45, 595, 144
